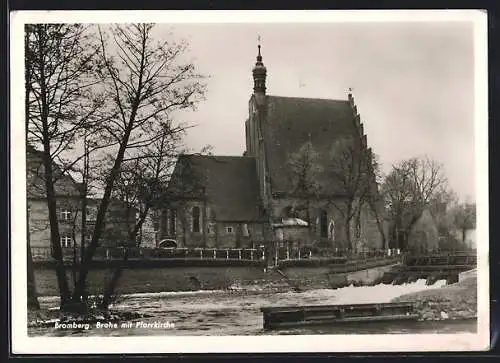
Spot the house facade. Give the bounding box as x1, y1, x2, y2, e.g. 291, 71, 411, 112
27, 146, 137, 252
161, 45, 384, 251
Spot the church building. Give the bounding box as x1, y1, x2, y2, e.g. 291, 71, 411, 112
160, 45, 384, 252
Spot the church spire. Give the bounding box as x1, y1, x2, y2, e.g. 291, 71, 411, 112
252, 37, 267, 95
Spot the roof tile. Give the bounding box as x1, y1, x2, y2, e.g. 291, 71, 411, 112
263, 95, 359, 194
167, 155, 263, 222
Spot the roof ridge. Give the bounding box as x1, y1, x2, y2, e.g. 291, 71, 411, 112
180, 154, 256, 159
267, 94, 349, 103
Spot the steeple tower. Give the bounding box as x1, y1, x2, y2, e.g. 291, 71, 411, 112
252, 39, 267, 96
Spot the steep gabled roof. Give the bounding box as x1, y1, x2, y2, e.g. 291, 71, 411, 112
166, 154, 263, 222
261, 95, 360, 195
27, 146, 81, 199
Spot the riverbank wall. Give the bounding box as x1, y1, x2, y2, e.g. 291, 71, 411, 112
34, 263, 400, 297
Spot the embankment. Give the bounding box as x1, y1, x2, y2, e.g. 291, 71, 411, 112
391, 269, 477, 321
35, 266, 285, 296
34, 263, 400, 296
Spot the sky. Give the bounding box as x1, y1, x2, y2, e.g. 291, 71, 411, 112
153, 21, 477, 202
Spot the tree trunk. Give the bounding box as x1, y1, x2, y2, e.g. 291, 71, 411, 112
345, 204, 353, 253
72, 125, 135, 303
36, 25, 72, 309
100, 204, 151, 310
345, 216, 352, 253
81, 136, 88, 266
306, 199, 313, 242
369, 201, 387, 249
100, 250, 128, 310
42, 150, 72, 308
355, 206, 362, 250
26, 29, 40, 312
27, 221, 40, 310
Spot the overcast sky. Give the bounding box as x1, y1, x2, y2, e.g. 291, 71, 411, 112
157, 22, 476, 201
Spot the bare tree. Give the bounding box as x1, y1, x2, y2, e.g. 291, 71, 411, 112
382, 156, 448, 251
363, 153, 387, 249
98, 125, 185, 309
286, 141, 323, 235
326, 136, 375, 252
25, 26, 40, 311
25, 24, 104, 308
71, 24, 206, 307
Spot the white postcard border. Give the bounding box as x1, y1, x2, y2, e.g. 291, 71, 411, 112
10, 9, 490, 354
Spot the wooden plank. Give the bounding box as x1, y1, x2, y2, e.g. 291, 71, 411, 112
264, 313, 420, 330
261, 302, 417, 330
260, 302, 414, 313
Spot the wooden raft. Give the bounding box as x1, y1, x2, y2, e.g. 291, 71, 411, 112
260, 302, 418, 330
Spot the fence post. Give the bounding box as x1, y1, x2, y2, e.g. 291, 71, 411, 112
200, 249, 203, 259
213, 249, 216, 259
251, 249, 254, 261
106, 248, 110, 260
239, 250, 242, 260
298, 249, 301, 260
226, 249, 229, 260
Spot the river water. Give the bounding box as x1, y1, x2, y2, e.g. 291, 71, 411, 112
29, 279, 477, 337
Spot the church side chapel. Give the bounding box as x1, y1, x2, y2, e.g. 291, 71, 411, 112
161, 44, 384, 254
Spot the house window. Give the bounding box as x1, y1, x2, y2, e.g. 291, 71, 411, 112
320, 210, 328, 238
162, 211, 168, 234
60, 208, 72, 221
192, 206, 201, 233
152, 210, 160, 232
153, 215, 160, 232
225, 226, 234, 234
169, 209, 176, 235
60, 234, 72, 248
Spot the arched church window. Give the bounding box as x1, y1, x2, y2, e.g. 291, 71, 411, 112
192, 206, 200, 233
320, 210, 328, 238
169, 209, 176, 235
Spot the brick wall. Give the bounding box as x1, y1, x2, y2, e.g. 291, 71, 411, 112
162, 200, 266, 249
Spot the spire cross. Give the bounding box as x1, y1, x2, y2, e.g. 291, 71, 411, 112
257, 35, 262, 57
